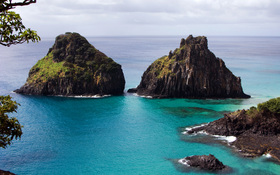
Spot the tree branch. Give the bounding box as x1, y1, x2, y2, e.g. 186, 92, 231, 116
0, 0, 36, 12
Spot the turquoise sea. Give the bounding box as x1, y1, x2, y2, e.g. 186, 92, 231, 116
0, 36, 280, 174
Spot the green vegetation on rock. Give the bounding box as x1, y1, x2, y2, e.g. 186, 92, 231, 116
27, 52, 75, 84
246, 97, 280, 117
257, 97, 280, 114
150, 55, 171, 78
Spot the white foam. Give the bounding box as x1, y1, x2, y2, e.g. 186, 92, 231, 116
183, 124, 237, 144
264, 153, 272, 158
178, 159, 190, 166
185, 123, 208, 131
134, 94, 153, 99
183, 123, 208, 133
56, 94, 111, 98
213, 135, 237, 143
198, 130, 208, 135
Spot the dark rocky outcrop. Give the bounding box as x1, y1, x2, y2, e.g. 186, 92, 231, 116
186, 97, 280, 162
188, 109, 280, 137
127, 88, 137, 93
0, 170, 15, 175
179, 154, 228, 171
130, 35, 250, 98
15, 32, 125, 96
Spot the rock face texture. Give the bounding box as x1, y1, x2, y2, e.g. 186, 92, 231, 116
188, 109, 280, 137
15, 32, 125, 96
179, 154, 226, 171
132, 35, 250, 98
187, 97, 280, 162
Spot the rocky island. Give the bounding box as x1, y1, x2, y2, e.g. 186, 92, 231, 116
129, 35, 250, 98
15, 32, 125, 96
178, 154, 229, 172
186, 97, 280, 162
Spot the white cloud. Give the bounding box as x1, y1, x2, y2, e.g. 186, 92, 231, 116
13, 0, 280, 37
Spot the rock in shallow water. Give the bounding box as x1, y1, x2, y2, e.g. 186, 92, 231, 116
134, 35, 250, 98
178, 154, 228, 172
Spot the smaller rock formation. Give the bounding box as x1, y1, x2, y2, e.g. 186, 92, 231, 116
129, 35, 250, 98
186, 97, 280, 162
179, 154, 227, 171
127, 88, 137, 93
15, 32, 125, 96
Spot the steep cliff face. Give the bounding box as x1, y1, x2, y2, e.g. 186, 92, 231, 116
15, 32, 125, 96
134, 35, 250, 98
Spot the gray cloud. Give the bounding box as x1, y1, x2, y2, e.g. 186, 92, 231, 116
14, 0, 280, 36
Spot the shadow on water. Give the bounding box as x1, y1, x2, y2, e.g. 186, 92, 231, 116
161, 106, 229, 119
186, 98, 248, 106
1, 150, 56, 168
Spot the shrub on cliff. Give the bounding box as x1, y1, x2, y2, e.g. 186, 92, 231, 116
257, 97, 280, 114
246, 97, 280, 118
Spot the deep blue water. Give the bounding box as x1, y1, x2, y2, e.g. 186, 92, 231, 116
0, 36, 280, 174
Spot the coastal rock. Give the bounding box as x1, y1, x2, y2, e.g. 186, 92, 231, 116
179, 154, 227, 171
127, 88, 137, 93
0, 170, 15, 175
186, 97, 280, 162
132, 35, 250, 98
15, 32, 125, 96
189, 110, 280, 136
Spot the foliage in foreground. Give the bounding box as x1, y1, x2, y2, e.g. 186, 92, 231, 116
0, 10, 40, 46
0, 95, 22, 148
0, 0, 37, 12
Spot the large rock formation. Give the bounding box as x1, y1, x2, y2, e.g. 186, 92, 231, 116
131, 35, 250, 98
15, 32, 125, 96
186, 97, 280, 162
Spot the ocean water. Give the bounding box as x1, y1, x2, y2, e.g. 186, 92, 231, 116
0, 36, 280, 175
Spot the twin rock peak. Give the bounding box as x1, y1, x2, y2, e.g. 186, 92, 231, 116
15, 33, 250, 99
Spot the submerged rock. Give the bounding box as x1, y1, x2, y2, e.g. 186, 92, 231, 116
15, 32, 125, 96
132, 35, 250, 98
186, 97, 280, 162
179, 154, 227, 171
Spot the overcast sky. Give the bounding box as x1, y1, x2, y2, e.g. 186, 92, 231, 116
14, 0, 280, 37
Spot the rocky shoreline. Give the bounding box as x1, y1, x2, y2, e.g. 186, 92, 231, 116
184, 97, 280, 162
